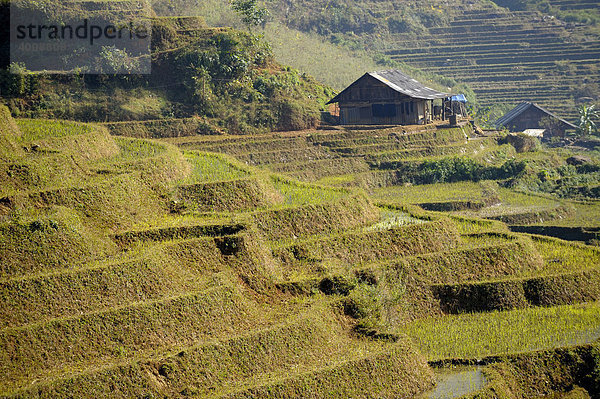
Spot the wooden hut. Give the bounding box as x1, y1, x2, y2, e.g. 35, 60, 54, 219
495, 101, 576, 138
327, 70, 448, 125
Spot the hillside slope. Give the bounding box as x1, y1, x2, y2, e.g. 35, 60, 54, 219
264, 0, 599, 122
0, 105, 438, 397
1, 106, 600, 397
1, 5, 332, 134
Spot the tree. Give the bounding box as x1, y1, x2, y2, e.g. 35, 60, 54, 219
230, 0, 270, 30
0, 63, 41, 97
97, 46, 141, 74
577, 104, 599, 137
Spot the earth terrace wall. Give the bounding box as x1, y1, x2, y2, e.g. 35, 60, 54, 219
442, 343, 600, 398
510, 225, 600, 243
252, 194, 380, 242
385, 233, 544, 318
0, 105, 23, 161
274, 218, 461, 267
220, 340, 434, 399
0, 173, 169, 229
269, 157, 370, 181
31, 124, 120, 161
0, 237, 231, 329
0, 285, 256, 394
174, 178, 283, 213
490, 205, 574, 225
432, 268, 600, 314
8, 311, 434, 399
0, 213, 118, 279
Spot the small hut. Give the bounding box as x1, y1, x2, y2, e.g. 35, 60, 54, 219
327, 70, 448, 125
495, 102, 576, 138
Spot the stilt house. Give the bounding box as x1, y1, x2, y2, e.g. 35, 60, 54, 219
327, 70, 448, 125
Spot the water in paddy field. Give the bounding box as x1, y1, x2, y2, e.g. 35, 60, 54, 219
420, 367, 486, 399
418, 329, 600, 399
564, 326, 600, 347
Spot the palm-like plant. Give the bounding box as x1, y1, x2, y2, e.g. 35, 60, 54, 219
577, 104, 599, 137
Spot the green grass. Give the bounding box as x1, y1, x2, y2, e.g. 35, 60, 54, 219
179, 151, 250, 184
404, 302, 600, 361
458, 187, 566, 221
113, 88, 171, 120
495, 187, 562, 208
365, 209, 427, 232
103, 137, 167, 162
270, 175, 348, 206
538, 200, 600, 228
315, 173, 359, 186
531, 236, 600, 274
448, 215, 509, 235
5, 101, 600, 397
263, 22, 380, 91
15, 119, 94, 142
373, 182, 560, 215
372, 181, 493, 204
150, 0, 396, 91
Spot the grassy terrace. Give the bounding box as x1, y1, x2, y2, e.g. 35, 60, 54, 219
179, 151, 251, 184
372, 182, 563, 215
373, 181, 495, 205
270, 176, 348, 206
1, 112, 442, 397
3, 107, 600, 397
390, 43, 600, 62
536, 200, 600, 228
404, 302, 600, 361
532, 236, 600, 274
16, 119, 94, 142
370, 1, 599, 121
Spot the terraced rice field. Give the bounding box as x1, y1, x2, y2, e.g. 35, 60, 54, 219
405, 302, 600, 360
2, 109, 599, 397
319, 0, 600, 122
386, 4, 599, 121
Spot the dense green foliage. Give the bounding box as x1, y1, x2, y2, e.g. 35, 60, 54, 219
231, 0, 270, 29
387, 157, 528, 185
577, 104, 599, 137
267, 0, 449, 38
1, 18, 331, 133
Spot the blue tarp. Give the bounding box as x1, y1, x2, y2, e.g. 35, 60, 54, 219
448, 94, 467, 102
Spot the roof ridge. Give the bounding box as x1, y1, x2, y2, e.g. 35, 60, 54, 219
495, 101, 577, 130
328, 69, 448, 104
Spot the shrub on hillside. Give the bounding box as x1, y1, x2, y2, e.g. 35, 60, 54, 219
5, 25, 331, 132
275, 99, 320, 131
500, 133, 540, 153
0, 64, 41, 98
400, 157, 528, 184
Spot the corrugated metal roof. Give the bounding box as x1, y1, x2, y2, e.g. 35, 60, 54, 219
495, 101, 577, 129
494, 102, 532, 128
368, 70, 449, 100
328, 70, 448, 103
